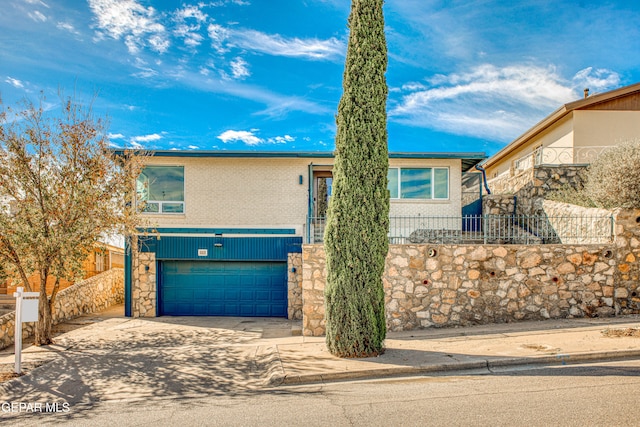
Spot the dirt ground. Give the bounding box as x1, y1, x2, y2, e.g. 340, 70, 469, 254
601, 327, 640, 337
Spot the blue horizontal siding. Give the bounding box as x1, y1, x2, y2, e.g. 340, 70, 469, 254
138, 236, 302, 261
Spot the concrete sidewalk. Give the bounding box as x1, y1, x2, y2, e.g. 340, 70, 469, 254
1, 305, 639, 404
275, 316, 640, 385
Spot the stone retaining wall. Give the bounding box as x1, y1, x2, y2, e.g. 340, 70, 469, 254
0, 268, 124, 350
302, 209, 640, 336
487, 165, 588, 216
542, 200, 614, 244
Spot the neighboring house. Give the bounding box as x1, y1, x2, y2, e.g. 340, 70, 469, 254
126, 150, 485, 318
483, 82, 640, 192
1, 243, 124, 296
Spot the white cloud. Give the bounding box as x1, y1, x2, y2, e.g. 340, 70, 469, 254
572, 67, 620, 94
5, 77, 24, 89
229, 57, 250, 80
173, 5, 208, 48
267, 135, 295, 144
28, 10, 48, 22
175, 24, 204, 47
175, 5, 207, 23
389, 63, 621, 142
108, 133, 125, 139
88, 0, 169, 54
187, 145, 199, 149
131, 133, 162, 143
148, 33, 170, 52
217, 130, 296, 146
207, 25, 344, 60
231, 29, 344, 60
131, 57, 158, 78
207, 23, 230, 53
56, 21, 80, 35
217, 130, 263, 145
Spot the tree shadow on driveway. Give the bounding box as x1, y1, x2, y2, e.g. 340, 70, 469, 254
1, 316, 286, 409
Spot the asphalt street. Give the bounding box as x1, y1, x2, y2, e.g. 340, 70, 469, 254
2, 359, 639, 426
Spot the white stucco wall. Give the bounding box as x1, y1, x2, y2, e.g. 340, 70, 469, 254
140, 156, 464, 235
573, 110, 640, 147
486, 114, 575, 180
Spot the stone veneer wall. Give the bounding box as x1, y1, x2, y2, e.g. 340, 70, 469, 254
488, 167, 534, 196
131, 251, 156, 318
301, 209, 640, 336
0, 268, 124, 350
487, 165, 588, 216
288, 253, 303, 320
483, 194, 515, 216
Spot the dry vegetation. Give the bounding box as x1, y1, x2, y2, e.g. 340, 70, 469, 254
601, 327, 640, 338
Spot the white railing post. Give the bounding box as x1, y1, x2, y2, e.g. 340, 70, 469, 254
13, 287, 39, 375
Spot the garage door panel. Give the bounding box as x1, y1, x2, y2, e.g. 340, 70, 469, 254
240, 290, 254, 301
254, 305, 271, 317
160, 261, 287, 317
254, 290, 270, 301
210, 288, 225, 299
209, 303, 225, 315
271, 290, 286, 300
239, 276, 254, 286
193, 289, 209, 299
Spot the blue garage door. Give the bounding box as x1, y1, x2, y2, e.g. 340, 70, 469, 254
160, 261, 287, 317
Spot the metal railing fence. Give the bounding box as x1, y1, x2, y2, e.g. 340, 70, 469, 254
513, 146, 611, 172
306, 214, 614, 245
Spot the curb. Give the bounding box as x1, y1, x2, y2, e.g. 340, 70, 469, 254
275, 349, 640, 386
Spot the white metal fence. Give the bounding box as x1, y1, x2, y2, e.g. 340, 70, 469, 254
513, 146, 611, 172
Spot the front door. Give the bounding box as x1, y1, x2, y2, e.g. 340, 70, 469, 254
461, 172, 482, 231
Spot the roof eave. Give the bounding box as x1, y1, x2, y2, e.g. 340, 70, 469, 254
483, 81, 640, 169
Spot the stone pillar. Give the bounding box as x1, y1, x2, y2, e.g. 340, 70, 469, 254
302, 245, 327, 336
131, 251, 157, 318
613, 209, 640, 314
287, 253, 303, 320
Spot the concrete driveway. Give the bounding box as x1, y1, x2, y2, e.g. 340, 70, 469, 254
0, 305, 297, 405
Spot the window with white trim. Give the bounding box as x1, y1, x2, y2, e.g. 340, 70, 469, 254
136, 166, 185, 214
387, 167, 449, 200
95, 252, 105, 272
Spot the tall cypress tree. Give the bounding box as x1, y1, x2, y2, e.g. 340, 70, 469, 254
324, 0, 389, 358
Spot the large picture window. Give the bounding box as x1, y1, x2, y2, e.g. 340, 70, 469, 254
136, 166, 185, 213
387, 167, 449, 200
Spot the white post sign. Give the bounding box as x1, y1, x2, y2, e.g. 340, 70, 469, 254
13, 287, 40, 374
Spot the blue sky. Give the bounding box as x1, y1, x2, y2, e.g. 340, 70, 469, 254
1, 0, 639, 155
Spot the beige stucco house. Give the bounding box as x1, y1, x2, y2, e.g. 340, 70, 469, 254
483, 82, 640, 189
125, 150, 484, 318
